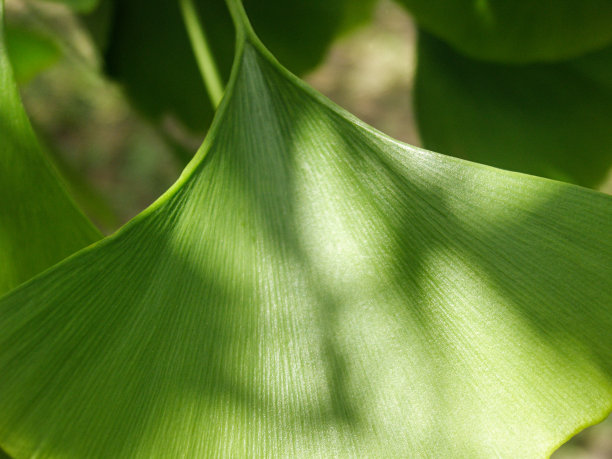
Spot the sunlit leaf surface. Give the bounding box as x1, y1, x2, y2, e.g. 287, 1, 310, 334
415, 32, 612, 189
397, 0, 612, 63
1, 3, 612, 458
0, 2, 100, 296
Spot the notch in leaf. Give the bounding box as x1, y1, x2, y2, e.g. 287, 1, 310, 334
1, 0, 611, 457
95, 0, 375, 136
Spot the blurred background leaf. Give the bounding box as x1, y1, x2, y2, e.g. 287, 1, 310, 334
93, 0, 228, 138
41, 0, 97, 13
0, 0, 100, 295
5, 23, 60, 82
414, 32, 612, 189
5, 0, 186, 231
89, 0, 377, 142
395, 0, 612, 63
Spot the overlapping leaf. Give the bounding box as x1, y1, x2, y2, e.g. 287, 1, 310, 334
396, 0, 612, 63
1, 2, 612, 458
96, 0, 374, 133
42, 0, 99, 13
5, 24, 60, 84
0, 1, 100, 296
414, 32, 612, 188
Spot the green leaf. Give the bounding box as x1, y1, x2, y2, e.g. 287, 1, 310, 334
415, 32, 612, 188
242, 0, 357, 75
0, 2, 100, 296
99, 0, 363, 133
41, 0, 99, 13
99, 0, 228, 133
337, 0, 378, 35
5, 24, 61, 84
1, 2, 612, 458
396, 0, 612, 63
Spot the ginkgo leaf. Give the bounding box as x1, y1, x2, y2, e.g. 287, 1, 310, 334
0, 1, 100, 296
1, 1, 612, 458
396, 0, 612, 63
414, 32, 612, 189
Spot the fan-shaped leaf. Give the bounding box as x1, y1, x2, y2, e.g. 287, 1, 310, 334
396, 0, 612, 63
1, 3, 612, 458
415, 32, 612, 188
0, 1, 100, 295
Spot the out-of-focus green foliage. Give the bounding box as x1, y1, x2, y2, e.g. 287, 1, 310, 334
42, 0, 98, 13
0, 1, 100, 296
5, 24, 60, 83
415, 32, 612, 188
98, 0, 229, 133
396, 0, 612, 63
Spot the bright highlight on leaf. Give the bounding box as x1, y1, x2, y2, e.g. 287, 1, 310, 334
0, 2, 100, 296
1, 1, 612, 458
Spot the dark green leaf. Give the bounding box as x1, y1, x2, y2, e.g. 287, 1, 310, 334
1, 6, 611, 457
0, 1, 100, 296
98, 0, 365, 133
99, 0, 228, 133
243, 0, 355, 75
415, 32, 612, 188
396, 0, 612, 63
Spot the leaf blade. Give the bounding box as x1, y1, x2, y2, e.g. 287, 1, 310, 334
1, 9, 612, 459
